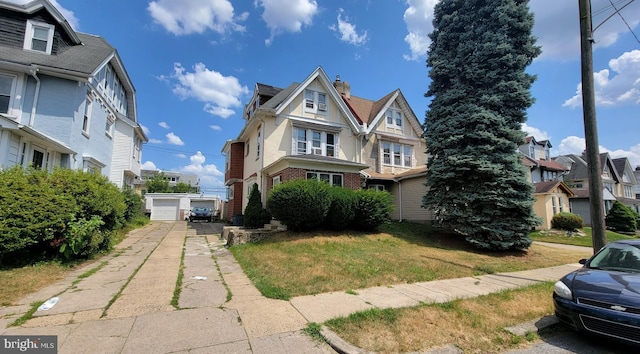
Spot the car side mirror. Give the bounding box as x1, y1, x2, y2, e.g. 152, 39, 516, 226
579, 259, 587, 265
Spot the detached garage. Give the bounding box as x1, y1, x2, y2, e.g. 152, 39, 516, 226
145, 193, 222, 221
151, 199, 180, 221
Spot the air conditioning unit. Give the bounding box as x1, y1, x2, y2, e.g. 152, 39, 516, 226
312, 148, 323, 155
318, 103, 327, 111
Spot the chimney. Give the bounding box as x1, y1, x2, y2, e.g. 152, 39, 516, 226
333, 75, 350, 99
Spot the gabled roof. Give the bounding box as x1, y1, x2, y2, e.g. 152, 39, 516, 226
561, 153, 620, 182
273, 66, 363, 133
0, 0, 79, 44
362, 89, 423, 138
533, 180, 573, 196
522, 155, 569, 171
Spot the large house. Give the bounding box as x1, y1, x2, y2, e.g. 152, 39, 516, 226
556, 153, 640, 224
222, 66, 430, 222
135, 169, 200, 195
519, 136, 573, 229
0, 0, 147, 188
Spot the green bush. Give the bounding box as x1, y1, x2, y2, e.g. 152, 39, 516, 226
243, 183, 272, 229
605, 201, 637, 232
267, 178, 331, 231
551, 212, 584, 231
122, 187, 143, 222
0, 167, 74, 262
59, 216, 106, 260
48, 168, 126, 231
350, 189, 394, 231
325, 187, 357, 230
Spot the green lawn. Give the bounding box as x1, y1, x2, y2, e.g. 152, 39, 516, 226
529, 227, 636, 247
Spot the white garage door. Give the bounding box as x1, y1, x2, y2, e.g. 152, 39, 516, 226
151, 199, 180, 221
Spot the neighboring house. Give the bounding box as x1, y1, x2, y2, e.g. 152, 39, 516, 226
518, 137, 571, 229
519, 136, 569, 183
135, 169, 200, 195
222, 66, 429, 222
556, 153, 622, 224
0, 0, 147, 188
635, 167, 640, 201
611, 157, 639, 213
532, 180, 574, 230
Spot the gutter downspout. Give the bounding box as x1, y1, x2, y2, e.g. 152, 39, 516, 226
29, 67, 41, 127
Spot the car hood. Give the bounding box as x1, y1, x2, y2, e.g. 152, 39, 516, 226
568, 269, 640, 306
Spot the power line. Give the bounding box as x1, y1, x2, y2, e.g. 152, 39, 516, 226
607, 0, 640, 44
143, 145, 226, 159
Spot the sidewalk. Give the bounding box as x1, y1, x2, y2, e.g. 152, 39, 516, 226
0, 222, 588, 353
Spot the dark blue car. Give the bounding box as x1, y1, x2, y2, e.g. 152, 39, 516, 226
553, 239, 640, 345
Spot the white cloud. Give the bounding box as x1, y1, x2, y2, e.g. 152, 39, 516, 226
147, 0, 247, 35
149, 138, 163, 144
175, 153, 187, 158
402, 0, 438, 61
141, 161, 158, 170
556, 136, 640, 168
141, 125, 150, 135
168, 62, 248, 118
256, 0, 318, 45
521, 123, 550, 141
210, 125, 222, 131
329, 8, 368, 46
401, 0, 640, 62
158, 121, 170, 129
180, 151, 224, 188
166, 132, 185, 146
563, 50, 640, 108
531, 0, 640, 61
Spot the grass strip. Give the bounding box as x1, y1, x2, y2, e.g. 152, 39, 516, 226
207, 235, 233, 303
10, 301, 44, 327
171, 236, 187, 309
71, 261, 109, 286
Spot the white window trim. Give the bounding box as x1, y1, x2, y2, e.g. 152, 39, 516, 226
82, 97, 93, 137
385, 107, 403, 132
292, 127, 339, 157
272, 176, 281, 186
304, 89, 328, 114
0, 73, 18, 117
23, 20, 55, 54
382, 141, 413, 168
306, 172, 343, 187
105, 114, 115, 138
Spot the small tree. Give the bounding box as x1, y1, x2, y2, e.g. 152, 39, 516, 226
605, 201, 637, 232
146, 172, 171, 193
172, 182, 192, 193
243, 183, 271, 229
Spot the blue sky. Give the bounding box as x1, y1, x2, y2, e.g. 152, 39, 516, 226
11, 0, 640, 193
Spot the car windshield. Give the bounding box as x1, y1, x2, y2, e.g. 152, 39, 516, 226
589, 243, 640, 272
193, 208, 210, 212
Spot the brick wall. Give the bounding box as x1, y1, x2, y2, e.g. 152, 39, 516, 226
225, 142, 244, 183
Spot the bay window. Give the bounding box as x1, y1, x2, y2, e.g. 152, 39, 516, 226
307, 172, 343, 187
382, 142, 413, 167
293, 127, 338, 157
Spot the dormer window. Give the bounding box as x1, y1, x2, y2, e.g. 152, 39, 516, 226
385, 107, 403, 132
304, 89, 327, 113
24, 21, 55, 54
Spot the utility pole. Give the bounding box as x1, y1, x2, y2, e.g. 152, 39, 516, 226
579, 0, 607, 253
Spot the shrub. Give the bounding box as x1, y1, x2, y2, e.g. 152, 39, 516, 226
0, 167, 74, 262
122, 187, 143, 222
551, 212, 584, 231
267, 178, 331, 231
605, 201, 637, 232
48, 168, 126, 231
325, 187, 357, 230
350, 189, 394, 231
59, 216, 106, 260
243, 183, 272, 229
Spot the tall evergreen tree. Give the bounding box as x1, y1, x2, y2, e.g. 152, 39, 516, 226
423, 0, 541, 251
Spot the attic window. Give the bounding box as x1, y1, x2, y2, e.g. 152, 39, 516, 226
304, 90, 327, 114
24, 21, 55, 54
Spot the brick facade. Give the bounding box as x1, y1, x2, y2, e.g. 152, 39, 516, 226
265, 167, 363, 195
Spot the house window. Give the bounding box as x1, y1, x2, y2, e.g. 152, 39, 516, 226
552, 196, 557, 214
604, 182, 614, 195
245, 142, 250, 156
105, 115, 114, 137
272, 176, 281, 186
306, 172, 343, 187
304, 90, 327, 113
624, 185, 633, 198
369, 184, 386, 191
544, 146, 550, 160
293, 127, 338, 157
529, 144, 535, 158
382, 142, 412, 167
83, 97, 92, 135
559, 197, 564, 212
256, 128, 261, 158
385, 108, 403, 131
24, 21, 55, 54
227, 186, 234, 200
0, 74, 15, 114
32, 149, 44, 169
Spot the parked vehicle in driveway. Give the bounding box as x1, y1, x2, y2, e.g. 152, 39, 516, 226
553, 239, 640, 345
189, 207, 213, 222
